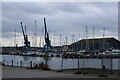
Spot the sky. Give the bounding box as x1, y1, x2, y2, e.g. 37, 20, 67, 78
1, 2, 118, 47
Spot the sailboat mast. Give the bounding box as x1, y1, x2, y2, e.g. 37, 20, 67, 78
85, 26, 88, 51
60, 34, 62, 52
103, 27, 105, 50
35, 20, 37, 47
54, 31, 55, 46
93, 27, 95, 52
14, 29, 16, 50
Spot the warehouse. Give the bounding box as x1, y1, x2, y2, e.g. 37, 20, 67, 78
71, 37, 120, 52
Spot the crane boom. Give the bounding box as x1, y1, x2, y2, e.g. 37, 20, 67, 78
44, 18, 47, 38
44, 18, 51, 47
20, 22, 30, 48
20, 22, 26, 41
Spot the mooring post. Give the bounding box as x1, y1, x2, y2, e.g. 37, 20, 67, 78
41, 62, 43, 70
20, 60, 22, 67
78, 57, 80, 70
3, 60, 5, 65
99, 58, 107, 77
33, 63, 35, 68
11, 60, 13, 67
7, 61, 8, 65
110, 58, 113, 74
75, 56, 81, 74
30, 61, 32, 68
59, 55, 63, 72
61, 56, 63, 70
17, 62, 19, 66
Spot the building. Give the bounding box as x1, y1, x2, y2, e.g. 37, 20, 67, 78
62, 45, 71, 52
70, 37, 120, 52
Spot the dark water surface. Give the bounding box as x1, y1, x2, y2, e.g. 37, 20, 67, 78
0, 55, 119, 70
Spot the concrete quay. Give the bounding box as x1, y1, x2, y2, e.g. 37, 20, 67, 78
1, 65, 119, 79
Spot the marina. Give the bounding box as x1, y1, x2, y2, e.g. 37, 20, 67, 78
1, 16, 120, 79
1, 2, 120, 79
1, 17, 120, 78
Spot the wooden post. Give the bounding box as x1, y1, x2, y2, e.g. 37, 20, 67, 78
61, 56, 63, 70
7, 61, 8, 65
41, 62, 43, 70
20, 60, 22, 67
30, 61, 32, 68
17, 62, 19, 66
75, 56, 81, 74
33, 63, 36, 68
110, 58, 113, 74
78, 57, 79, 70
11, 60, 13, 67
3, 60, 5, 65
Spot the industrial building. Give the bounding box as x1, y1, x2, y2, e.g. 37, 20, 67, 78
70, 37, 120, 52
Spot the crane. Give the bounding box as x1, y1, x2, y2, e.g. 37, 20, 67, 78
20, 22, 30, 48
43, 18, 51, 52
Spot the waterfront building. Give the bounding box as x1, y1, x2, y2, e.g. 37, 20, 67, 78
70, 37, 120, 52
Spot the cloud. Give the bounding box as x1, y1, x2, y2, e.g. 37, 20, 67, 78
2, 2, 118, 46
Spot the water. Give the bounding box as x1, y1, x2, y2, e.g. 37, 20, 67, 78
0, 55, 120, 70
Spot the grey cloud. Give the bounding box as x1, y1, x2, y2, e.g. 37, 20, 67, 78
2, 2, 118, 45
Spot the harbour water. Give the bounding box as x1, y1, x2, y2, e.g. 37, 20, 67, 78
1, 55, 120, 70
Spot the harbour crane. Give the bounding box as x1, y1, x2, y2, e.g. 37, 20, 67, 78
20, 22, 30, 48
42, 18, 52, 69
43, 18, 51, 52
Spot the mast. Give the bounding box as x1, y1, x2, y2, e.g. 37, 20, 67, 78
35, 20, 37, 47
42, 27, 44, 47
103, 27, 105, 50
71, 34, 73, 51
60, 34, 61, 47
39, 37, 41, 47
72, 34, 75, 51
54, 31, 55, 46
14, 29, 16, 47
85, 26, 88, 51
60, 34, 62, 51
93, 27, 95, 52
65, 35, 67, 45
32, 29, 34, 47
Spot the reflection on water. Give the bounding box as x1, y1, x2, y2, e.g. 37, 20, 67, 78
22, 56, 30, 61
0, 55, 120, 70
0, 55, 2, 62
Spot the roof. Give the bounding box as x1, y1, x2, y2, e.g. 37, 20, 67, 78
71, 37, 120, 45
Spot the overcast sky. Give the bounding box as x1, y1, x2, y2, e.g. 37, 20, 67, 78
2, 2, 118, 47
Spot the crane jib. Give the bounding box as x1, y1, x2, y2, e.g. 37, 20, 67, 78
43, 18, 51, 47
20, 22, 26, 41
44, 18, 47, 38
